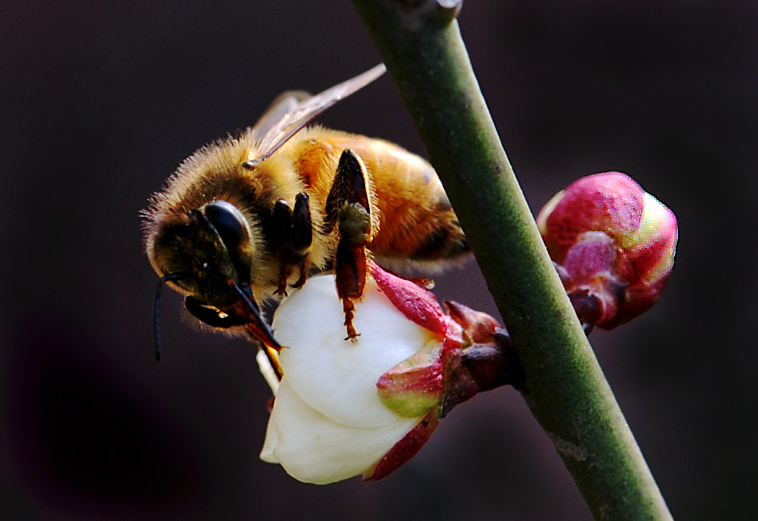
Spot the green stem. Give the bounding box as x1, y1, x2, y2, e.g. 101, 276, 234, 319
349, 1, 673, 519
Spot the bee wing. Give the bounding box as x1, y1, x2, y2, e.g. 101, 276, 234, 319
252, 90, 311, 137
247, 63, 386, 167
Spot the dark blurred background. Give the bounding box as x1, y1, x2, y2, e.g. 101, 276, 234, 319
2, 1, 756, 519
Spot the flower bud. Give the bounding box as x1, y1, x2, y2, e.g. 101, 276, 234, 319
536, 171, 678, 328
260, 263, 515, 483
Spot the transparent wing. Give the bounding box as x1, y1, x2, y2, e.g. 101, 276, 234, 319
252, 90, 311, 137
247, 64, 386, 167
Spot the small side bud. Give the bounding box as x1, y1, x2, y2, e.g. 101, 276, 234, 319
536, 171, 678, 329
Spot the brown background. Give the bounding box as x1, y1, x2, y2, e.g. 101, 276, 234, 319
2, 1, 756, 519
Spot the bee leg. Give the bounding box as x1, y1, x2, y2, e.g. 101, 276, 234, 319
289, 192, 313, 289
342, 294, 358, 339
272, 193, 313, 296
272, 199, 293, 296
325, 149, 375, 340
412, 277, 436, 290
334, 233, 367, 340
292, 265, 308, 289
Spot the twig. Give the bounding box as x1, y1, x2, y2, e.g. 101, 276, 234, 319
349, 1, 673, 519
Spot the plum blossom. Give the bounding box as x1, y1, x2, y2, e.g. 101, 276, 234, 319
258, 263, 513, 484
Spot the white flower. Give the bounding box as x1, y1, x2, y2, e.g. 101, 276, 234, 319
257, 263, 511, 484
259, 273, 439, 484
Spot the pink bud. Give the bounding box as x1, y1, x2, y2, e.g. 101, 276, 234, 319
536, 172, 678, 328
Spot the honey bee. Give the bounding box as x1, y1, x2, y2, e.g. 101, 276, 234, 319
143, 64, 470, 361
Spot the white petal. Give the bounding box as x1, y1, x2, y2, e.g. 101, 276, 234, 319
269, 379, 418, 484
272, 275, 435, 428
259, 413, 279, 463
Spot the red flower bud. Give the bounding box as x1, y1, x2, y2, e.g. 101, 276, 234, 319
536, 171, 678, 328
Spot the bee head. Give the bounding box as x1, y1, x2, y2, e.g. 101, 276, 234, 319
148, 200, 281, 360
150, 200, 254, 306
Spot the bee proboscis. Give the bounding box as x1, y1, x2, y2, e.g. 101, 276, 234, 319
143, 64, 470, 363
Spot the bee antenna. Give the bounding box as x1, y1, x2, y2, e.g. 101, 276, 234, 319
154, 273, 190, 362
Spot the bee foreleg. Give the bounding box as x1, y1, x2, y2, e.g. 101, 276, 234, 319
290, 192, 312, 289
326, 149, 375, 341
272, 200, 293, 296
291, 192, 313, 254
272, 193, 313, 295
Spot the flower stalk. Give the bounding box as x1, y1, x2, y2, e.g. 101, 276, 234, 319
349, 0, 673, 519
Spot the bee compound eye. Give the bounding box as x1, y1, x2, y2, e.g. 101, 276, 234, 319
204, 201, 250, 254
